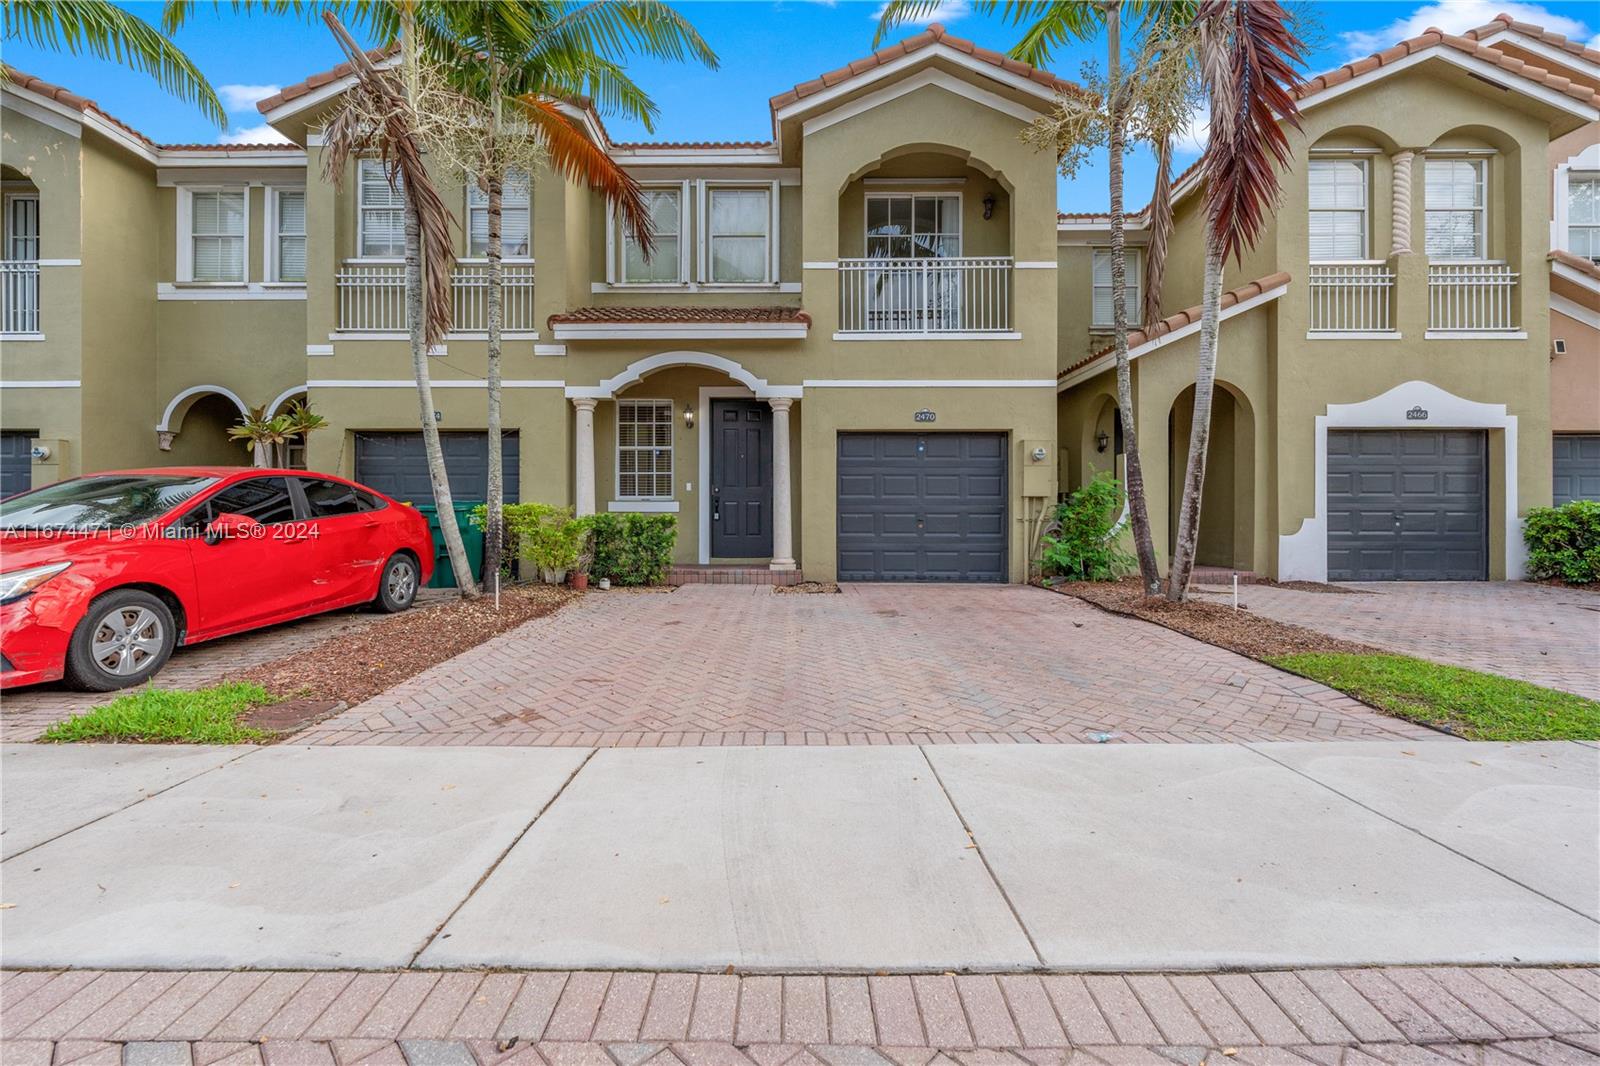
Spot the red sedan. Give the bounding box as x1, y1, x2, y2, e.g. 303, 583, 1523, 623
0, 468, 433, 691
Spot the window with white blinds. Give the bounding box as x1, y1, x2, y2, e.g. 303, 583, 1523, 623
707, 187, 770, 283
1425, 158, 1486, 260
190, 189, 246, 282
1091, 248, 1142, 328
274, 189, 306, 282
359, 159, 406, 257
467, 170, 531, 257
616, 399, 673, 499
1570, 173, 1599, 263
1308, 159, 1368, 261
622, 189, 682, 283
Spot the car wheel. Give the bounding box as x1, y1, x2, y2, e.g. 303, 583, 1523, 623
375, 553, 420, 613
63, 590, 177, 692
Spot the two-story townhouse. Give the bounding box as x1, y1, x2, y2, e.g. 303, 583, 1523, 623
1056, 18, 1600, 583
0, 69, 310, 495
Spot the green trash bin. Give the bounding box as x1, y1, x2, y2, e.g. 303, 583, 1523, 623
414, 502, 486, 589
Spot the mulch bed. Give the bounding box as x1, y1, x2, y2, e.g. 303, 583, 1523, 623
774, 581, 842, 594
1050, 577, 1380, 659
232, 585, 575, 708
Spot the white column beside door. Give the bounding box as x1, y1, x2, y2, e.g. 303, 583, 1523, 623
768, 397, 795, 571
573, 398, 597, 517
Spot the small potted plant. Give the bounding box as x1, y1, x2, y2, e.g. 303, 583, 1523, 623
570, 519, 595, 590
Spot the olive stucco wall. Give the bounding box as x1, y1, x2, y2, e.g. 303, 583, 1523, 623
1550, 311, 1599, 432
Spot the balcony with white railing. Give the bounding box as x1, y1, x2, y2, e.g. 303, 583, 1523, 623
1427, 261, 1521, 337
1308, 261, 1395, 336
836, 256, 1014, 337
335, 261, 536, 334
1, 260, 41, 336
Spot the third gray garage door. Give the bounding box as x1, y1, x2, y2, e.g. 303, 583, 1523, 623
354, 432, 519, 505
1327, 429, 1487, 581
837, 432, 1007, 582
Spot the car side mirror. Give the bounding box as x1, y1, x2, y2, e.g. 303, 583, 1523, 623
204, 512, 262, 545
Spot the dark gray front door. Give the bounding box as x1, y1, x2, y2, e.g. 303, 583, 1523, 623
1553, 434, 1600, 504
710, 400, 772, 558
1327, 429, 1487, 581
354, 431, 520, 505
1, 432, 33, 499
837, 432, 1007, 582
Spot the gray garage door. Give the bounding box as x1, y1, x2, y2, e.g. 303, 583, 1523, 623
837, 432, 1007, 582
1, 432, 33, 499
1327, 430, 1487, 581
1553, 434, 1600, 505
354, 432, 520, 505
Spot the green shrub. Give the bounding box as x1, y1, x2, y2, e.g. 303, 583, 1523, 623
1523, 499, 1600, 585
590, 512, 677, 586
474, 503, 589, 577
1040, 473, 1134, 581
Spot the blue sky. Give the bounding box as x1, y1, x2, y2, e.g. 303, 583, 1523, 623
6, 0, 1597, 211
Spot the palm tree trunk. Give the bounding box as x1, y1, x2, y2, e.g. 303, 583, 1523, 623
406, 193, 479, 598
1105, 2, 1162, 595
252, 441, 269, 468
1166, 226, 1225, 601
483, 63, 506, 587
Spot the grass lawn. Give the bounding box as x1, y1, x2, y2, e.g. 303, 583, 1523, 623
39, 682, 275, 744
1265, 653, 1600, 742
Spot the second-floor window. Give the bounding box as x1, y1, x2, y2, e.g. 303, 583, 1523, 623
190, 189, 246, 282
1091, 249, 1142, 328
1425, 158, 1486, 260
706, 187, 771, 284
617, 399, 673, 499
623, 188, 683, 284
1571, 173, 1599, 263
867, 194, 960, 258
359, 159, 406, 258
272, 189, 306, 283
468, 170, 531, 257
1308, 158, 1368, 260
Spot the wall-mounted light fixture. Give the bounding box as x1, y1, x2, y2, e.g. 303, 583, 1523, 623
683, 403, 695, 428
982, 193, 996, 220
1095, 430, 1110, 453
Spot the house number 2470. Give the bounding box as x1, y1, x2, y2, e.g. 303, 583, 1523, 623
913, 409, 937, 423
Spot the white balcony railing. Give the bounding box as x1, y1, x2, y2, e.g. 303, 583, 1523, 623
1, 260, 40, 334
1308, 261, 1394, 333
1428, 261, 1519, 333
838, 256, 1013, 334
336, 261, 536, 333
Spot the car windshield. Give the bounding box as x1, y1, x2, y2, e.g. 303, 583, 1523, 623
0, 475, 220, 531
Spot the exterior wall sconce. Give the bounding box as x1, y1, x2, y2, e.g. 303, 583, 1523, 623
1096, 430, 1110, 453
683, 403, 695, 428
982, 193, 996, 220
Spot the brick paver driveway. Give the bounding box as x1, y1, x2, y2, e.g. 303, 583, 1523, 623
299, 584, 1436, 746
1211, 581, 1600, 700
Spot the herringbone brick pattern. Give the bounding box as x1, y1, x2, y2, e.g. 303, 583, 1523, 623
1218, 582, 1600, 700
3, 967, 1594, 1064
296, 585, 1437, 747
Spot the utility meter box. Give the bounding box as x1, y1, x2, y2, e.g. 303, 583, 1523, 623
1019, 439, 1054, 498
30, 438, 69, 485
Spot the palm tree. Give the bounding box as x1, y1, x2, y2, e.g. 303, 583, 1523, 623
280, 399, 328, 466
229, 406, 293, 467
1165, 0, 1303, 600
4, 0, 226, 126
411, 1, 715, 581
875, 1, 1190, 596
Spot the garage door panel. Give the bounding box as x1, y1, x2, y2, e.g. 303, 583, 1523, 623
1327, 429, 1485, 581
1, 432, 34, 499
354, 432, 519, 505
836, 432, 1007, 582
1553, 434, 1600, 505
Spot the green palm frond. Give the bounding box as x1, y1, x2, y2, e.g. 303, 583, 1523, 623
6, 0, 226, 126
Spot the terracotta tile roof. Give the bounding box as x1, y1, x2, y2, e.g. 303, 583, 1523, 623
769, 22, 1082, 111
1058, 272, 1291, 380
159, 142, 303, 152
254, 46, 399, 114
1293, 26, 1600, 109
1463, 12, 1600, 65
1550, 249, 1600, 281
613, 140, 774, 151
3, 65, 155, 148
549, 306, 810, 326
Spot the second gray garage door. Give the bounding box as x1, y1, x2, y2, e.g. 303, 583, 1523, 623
1, 432, 33, 499
1553, 434, 1600, 504
1327, 429, 1487, 581
354, 432, 520, 505
837, 432, 1007, 582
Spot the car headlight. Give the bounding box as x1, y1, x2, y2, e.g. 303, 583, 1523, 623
0, 562, 72, 605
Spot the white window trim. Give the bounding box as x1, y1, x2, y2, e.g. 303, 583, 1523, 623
3, 191, 40, 261
356, 159, 406, 261
1090, 247, 1143, 329
697, 179, 781, 286
1308, 156, 1369, 263
1551, 144, 1600, 253
864, 190, 964, 258
263, 185, 308, 285
465, 170, 534, 260
176, 185, 249, 285
614, 397, 675, 502
1424, 155, 1488, 262
608, 181, 690, 286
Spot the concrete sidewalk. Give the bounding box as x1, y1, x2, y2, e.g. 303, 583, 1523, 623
1, 741, 1595, 971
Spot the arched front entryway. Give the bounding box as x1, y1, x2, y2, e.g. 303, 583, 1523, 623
1167, 382, 1257, 572
155, 385, 251, 466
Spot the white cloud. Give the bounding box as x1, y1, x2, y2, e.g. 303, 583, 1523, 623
1339, 1, 1591, 59
868, 0, 969, 28
217, 83, 282, 112
217, 124, 295, 146
1172, 103, 1210, 156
